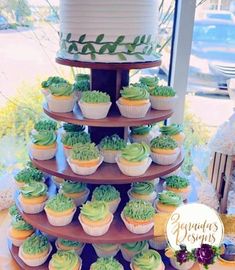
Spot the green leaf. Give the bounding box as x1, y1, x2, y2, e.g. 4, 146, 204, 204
82, 44, 88, 53
143, 46, 148, 54
68, 43, 78, 53
135, 53, 145, 60
146, 35, 152, 43
108, 44, 117, 53
66, 33, 71, 42
96, 34, 104, 43
156, 43, 161, 48
91, 53, 96, 60
115, 35, 125, 44
126, 44, 134, 52
99, 44, 108, 54
61, 40, 66, 50
79, 34, 86, 43
133, 36, 140, 45
147, 47, 153, 55
140, 35, 146, 44
87, 43, 96, 53
117, 53, 127, 61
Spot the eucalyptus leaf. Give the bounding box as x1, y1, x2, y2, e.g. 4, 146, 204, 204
87, 43, 96, 53
91, 53, 96, 60
126, 44, 134, 52
115, 35, 125, 44
68, 43, 78, 53
108, 44, 117, 53
66, 33, 71, 42
82, 44, 88, 53
135, 53, 145, 60
146, 35, 152, 43
140, 35, 146, 44
79, 34, 86, 43
117, 53, 127, 61
99, 44, 108, 54
133, 36, 140, 45
143, 46, 148, 54
147, 47, 153, 55
96, 34, 105, 43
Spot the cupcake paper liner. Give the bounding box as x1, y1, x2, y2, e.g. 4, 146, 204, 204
78, 101, 111, 119
150, 149, 180, 165
116, 101, 151, 118
55, 239, 85, 256
19, 243, 52, 267
121, 212, 154, 234
150, 95, 177, 111
52, 176, 64, 188
46, 94, 76, 113
93, 244, 119, 258
127, 190, 157, 205
163, 182, 191, 201
106, 197, 121, 214
100, 149, 121, 164
63, 146, 72, 158
67, 156, 103, 176
60, 188, 90, 207
120, 243, 149, 262
78, 214, 113, 236
149, 238, 167, 250
170, 258, 194, 270
130, 131, 155, 145
149, 178, 160, 187
29, 143, 57, 161
18, 195, 47, 214
45, 208, 76, 226
130, 262, 165, 270
8, 235, 27, 247
116, 157, 152, 177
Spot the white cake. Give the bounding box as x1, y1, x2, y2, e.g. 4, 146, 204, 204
58, 0, 159, 63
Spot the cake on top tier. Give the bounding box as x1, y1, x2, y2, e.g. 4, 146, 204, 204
58, 0, 159, 63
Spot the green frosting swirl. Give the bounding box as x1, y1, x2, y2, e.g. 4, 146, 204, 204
132, 250, 162, 270
123, 200, 155, 221
121, 143, 150, 162
49, 82, 74, 96
131, 182, 155, 195
41, 76, 68, 88
61, 181, 87, 194
151, 85, 176, 97
31, 130, 57, 146
81, 91, 110, 103
61, 131, 91, 146
71, 143, 100, 161
9, 204, 19, 217
160, 124, 183, 136
46, 194, 75, 212
80, 201, 109, 221
50, 250, 79, 270
63, 123, 85, 133
131, 125, 152, 136
91, 257, 123, 270
34, 119, 57, 132
58, 238, 83, 248
15, 167, 43, 183
165, 175, 190, 189
12, 214, 34, 231
120, 86, 149, 100
122, 241, 148, 252
139, 76, 159, 88
99, 134, 126, 151
92, 185, 120, 202
150, 135, 178, 150
20, 182, 48, 198
22, 234, 49, 255
158, 191, 183, 206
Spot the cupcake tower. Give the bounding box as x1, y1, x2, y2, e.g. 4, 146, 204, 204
9, 63, 187, 270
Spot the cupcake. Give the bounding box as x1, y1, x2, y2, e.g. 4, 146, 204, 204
160, 124, 185, 147
130, 125, 155, 145
55, 238, 85, 256
52, 176, 65, 188
60, 181, 90, 206
164, 175, 191, 200
130, 249, 165, 270
32, 119, 57, 134
46, 82, 76, 113
61, 131, 91, 157
15, 166, 44, 188
8, 214, 34, 247
155, 190, 183, 213
92, 185, 121, 214
29, 130, 57, 160
72, 73, 90, 99
41, 76, 68, 96
18, 234, 52, 267
149, 236, 167, 250
116, 86, 150, 118
93, 243, 119, 258
44, 194, 76, 226
90, 257, 124, 270
99, 134, 126, 163
128, 182, 156, 204
139, 76, 159, 92
8, 204, 19, 217
150, 135, 180, 165
78, 91, 111, 119
79, 201, 113, 236
18, 182, 48, 214
150, 85, 177, 111
49, 250, 82, 270
121, 200, 155, 234
62, 123, 85, 134
116, 142, 151, 177
120, 241, 149, 262
68, 143, 103, 176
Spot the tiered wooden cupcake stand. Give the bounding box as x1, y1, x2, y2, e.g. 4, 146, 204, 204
9, 59, 184, 269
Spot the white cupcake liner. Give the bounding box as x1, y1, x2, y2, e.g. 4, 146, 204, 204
52, 176, 64, 188
150, 149, 180, 165
149, 178, 160, 187
163, 182, 191, 201
170, 258, 194, 270
116, 101, 151, 118
46, 94, 76, 113
149, 238, 167, 250
19, 243, 52, 267
63, 146, 72, 158
128, 189, 157, 204
120, 243, 149, 262
18, 195, 47, 214
29, 143, 57, 161
93, 244, 119, 258
150, 95, 177, 111
130, 131, 155, 145
116, 157, 152, 177
100, 149, 121, 163
60, 188, 90, 207
67, 156, 103, 176
121, 212, 154, 234
107, 197, 121, 214
55, 239, 85, 256
78, 214, 113, 236
130, 262, 165, 270
45, 208, 76, 226
78, 101, 111, 119
8, 233, 28, 247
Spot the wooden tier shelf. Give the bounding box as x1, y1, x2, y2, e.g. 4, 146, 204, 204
44, 103, 173, 128
56, 58, 161, 70
30, 143, 183, 184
